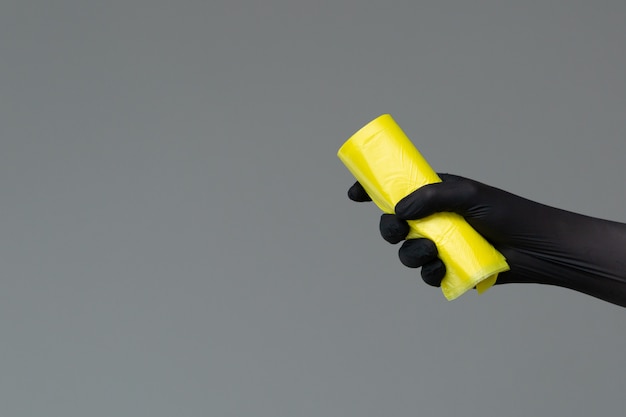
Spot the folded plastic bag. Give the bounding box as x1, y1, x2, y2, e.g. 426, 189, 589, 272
337, 114, 509, 300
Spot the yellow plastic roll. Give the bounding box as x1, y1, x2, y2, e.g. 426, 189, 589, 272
338, 114, 509, 300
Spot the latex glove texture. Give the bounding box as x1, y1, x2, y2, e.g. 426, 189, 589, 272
349, 174, 626, 307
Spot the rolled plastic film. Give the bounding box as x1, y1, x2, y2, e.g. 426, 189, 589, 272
337, 114, 509, 300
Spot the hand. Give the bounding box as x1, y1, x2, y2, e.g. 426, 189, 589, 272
348, 174, 626, 307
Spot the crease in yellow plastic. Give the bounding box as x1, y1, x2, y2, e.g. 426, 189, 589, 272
337, 114, 509, 300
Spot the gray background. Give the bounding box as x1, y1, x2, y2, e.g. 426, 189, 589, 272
1, 1, 625, 416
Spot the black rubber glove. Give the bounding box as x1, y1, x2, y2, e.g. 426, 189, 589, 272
348, 173, 626, 307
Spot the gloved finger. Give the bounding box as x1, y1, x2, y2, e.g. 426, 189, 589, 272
421, 259, 446, 287
398, 238, 438, 268
379, 214, 410, 244
394, 173, 477, 220
347, 181, 372, 202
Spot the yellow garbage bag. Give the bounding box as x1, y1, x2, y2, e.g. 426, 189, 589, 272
338, 114, 509, 300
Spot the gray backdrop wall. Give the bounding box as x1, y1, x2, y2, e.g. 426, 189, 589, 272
1, 1, 625, 416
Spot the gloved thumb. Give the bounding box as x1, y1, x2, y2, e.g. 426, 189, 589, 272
394, 174, 477, 220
